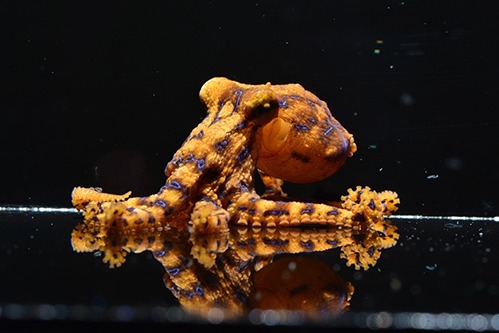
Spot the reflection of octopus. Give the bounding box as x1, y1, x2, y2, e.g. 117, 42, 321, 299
72, 77, 399, 234
71, 221, 399, 318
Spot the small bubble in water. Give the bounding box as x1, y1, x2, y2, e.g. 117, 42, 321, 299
425, 264, 437, 271
444, 157, 464, 171
400, 93, 415, 106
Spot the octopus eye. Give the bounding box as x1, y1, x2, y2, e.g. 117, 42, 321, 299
244, 88, 279, 120
260, 117, 291, 157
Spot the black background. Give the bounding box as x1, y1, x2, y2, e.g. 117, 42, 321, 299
2, 1, 498, 213
1, 2, 499, 330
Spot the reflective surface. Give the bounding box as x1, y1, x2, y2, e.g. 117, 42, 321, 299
1, 210, 498, 331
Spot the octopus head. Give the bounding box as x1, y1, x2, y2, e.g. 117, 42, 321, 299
257, 83, 357, 183
199, 77, 279, 126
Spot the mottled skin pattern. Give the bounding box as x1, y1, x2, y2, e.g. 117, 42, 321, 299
71, 219, 398, 317
257, 81, 356, 184
72, 187, 131, 210
72, 77, 399, 235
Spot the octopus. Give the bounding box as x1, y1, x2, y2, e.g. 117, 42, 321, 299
72, 77, 400, 235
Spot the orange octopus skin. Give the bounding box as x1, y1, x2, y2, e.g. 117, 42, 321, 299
71, 187, 131, 211
71, 77, 399, 234
257, 82, 357, 183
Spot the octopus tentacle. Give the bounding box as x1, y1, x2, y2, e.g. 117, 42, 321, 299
258, 169, 288, 199
71, 186, 131, 210
229, 186, 399, 229
190, 199, 230, 234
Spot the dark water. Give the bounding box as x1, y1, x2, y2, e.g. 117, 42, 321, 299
1, 1, 498, 331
